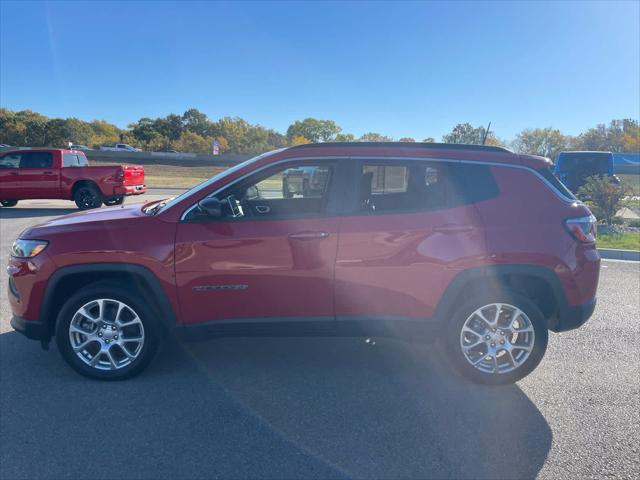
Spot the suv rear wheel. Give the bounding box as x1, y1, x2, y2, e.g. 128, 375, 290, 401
55, 283, 161, 380
444, 291, 548, 385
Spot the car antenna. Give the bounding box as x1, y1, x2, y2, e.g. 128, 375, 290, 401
482, 121, 492, 145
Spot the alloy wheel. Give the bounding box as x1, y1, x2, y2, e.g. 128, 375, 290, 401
68, 298, 145, 371
459, 303, 535, 375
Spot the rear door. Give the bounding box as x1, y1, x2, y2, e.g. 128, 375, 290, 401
335, 159, 493, 324
175, 159, 347, 325
17, 151, 59, 198
0, 152, 21, 199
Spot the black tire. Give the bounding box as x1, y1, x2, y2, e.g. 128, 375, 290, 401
104, 196, 125, 206
74, 185, 103, 210
1, 200, 18, 207
443, 290, 548, 385
55, 282, 162, 380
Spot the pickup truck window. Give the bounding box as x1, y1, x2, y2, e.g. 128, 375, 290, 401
19, 152, 53, 169
63, 152, 88, 167
0, 153, 20, 168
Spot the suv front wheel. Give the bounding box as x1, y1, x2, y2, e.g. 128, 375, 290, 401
55, 283, 161, 380
444, 291, 548, 385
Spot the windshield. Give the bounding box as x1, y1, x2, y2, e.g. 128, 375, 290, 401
145, 149, 285, 215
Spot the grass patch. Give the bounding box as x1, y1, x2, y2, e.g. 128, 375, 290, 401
598, 232, 640, 250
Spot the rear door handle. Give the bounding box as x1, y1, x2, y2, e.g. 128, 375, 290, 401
289, 231, 330, 240
433, 225, 473, 234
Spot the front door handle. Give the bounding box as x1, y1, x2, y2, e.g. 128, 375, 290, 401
433, 225, 473, 234
289, 231, 330, 240
43, 171, 54, 175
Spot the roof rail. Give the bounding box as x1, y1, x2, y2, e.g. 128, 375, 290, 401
287, 141, 514, 154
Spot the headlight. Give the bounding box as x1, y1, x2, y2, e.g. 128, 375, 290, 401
11, 239, 49, 258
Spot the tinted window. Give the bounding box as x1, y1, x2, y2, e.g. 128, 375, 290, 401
19, 152, 53, 168
359, 161, 498, 213
0, 153, 20, 168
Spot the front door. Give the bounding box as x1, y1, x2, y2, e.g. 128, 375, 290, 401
175, 160, 345, 324
0, 152, 21, 199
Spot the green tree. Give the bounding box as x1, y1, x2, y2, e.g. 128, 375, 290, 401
422, 136, 436, 143
182, 108, 211, 137
172, 131, 211, 154
572, 119, 639, 152
290, 135, 310, 145
577, 175, 628, 225
334, 133, 355, 142
442, 123, 499, 145
512, 127, 569, 160
359, 132, 393, 142
286, 118, 342, 143
398, 137, 416, 142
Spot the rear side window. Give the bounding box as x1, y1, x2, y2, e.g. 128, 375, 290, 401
359, 161, 498, 213
63, 152, 89, 167
19, 152, 53, 168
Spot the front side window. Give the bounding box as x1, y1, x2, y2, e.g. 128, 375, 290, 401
19, 152, 53, 169
0, 153, 21, 168
186, 163, 333, 221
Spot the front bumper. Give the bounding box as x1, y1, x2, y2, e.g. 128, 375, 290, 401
11, 315, 49, 341
550, 297, 597, 332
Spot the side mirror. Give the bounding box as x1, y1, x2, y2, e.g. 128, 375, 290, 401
198, 197, 223, 218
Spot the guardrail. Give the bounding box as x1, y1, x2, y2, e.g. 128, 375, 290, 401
0, 146, 252, 167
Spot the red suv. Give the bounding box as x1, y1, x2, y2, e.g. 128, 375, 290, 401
8, 143, 600, 384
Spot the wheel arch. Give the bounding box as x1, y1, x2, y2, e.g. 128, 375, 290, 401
434, 264, 567, 329
71, 179, 100, 197
40, 263, 177, 339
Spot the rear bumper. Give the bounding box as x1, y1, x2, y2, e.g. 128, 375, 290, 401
10, 315, 49, 341
115, 184, 147, 196
550, 297, 597, 333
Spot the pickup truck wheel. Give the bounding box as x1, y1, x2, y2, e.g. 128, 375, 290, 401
0, 200, 18, 207
55, 283, 161, 380
74, 185, 102, 210
104, 196, 125, 206
444, 291, 548, 385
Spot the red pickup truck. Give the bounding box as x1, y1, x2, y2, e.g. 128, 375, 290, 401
0, 148, 146, 209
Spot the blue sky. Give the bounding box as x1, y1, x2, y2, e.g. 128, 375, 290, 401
1, 1, 638, 141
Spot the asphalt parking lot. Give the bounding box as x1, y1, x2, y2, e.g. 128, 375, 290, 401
0, 196, 638, 480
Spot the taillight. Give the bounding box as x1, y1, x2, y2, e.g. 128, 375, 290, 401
564, 215, 597, 243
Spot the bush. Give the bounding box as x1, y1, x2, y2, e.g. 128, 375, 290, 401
577, 175, 628, 225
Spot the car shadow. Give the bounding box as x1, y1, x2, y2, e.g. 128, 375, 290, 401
0, 207, 79, 219
0, 332, 552, 479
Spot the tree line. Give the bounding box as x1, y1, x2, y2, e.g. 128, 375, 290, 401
1, 107, 638, 159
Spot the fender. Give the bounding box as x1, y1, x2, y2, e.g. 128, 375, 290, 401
434, 264, 567, 323
40, 263, 177, 332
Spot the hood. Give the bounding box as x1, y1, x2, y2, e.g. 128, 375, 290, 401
21, 202, 149, 238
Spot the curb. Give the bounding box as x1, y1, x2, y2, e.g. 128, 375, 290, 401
598, 248, 640, 261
